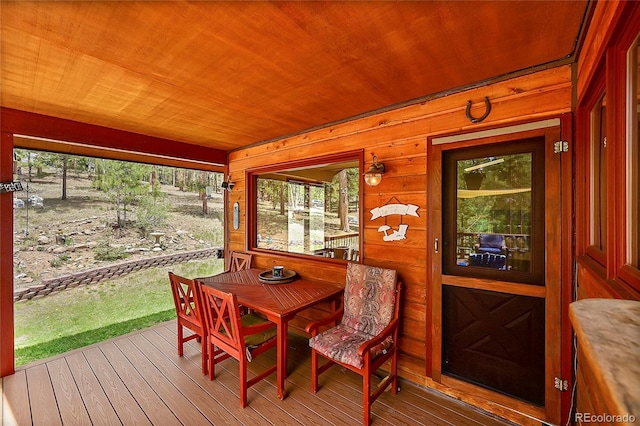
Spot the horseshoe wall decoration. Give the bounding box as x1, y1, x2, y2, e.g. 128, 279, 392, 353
465, 96, 492, 123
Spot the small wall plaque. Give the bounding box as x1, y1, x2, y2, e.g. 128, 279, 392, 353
0, 181, 24, 193
233, 202, 240, 230
370, 196, 420, 242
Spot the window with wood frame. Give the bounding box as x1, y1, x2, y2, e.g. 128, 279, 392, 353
442, 139, 545, 285
578, 4, 640, 293
590, 92, 607, 254
248, 152, 362, 261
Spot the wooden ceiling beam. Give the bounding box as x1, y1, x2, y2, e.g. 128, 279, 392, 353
0, 108, 227, 166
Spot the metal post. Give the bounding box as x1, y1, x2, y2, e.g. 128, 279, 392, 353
24, 181, 29, 235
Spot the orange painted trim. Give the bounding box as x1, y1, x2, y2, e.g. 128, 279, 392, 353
13, 135, 223, 173
0, 108, 228, 166
0, 132, 15, 377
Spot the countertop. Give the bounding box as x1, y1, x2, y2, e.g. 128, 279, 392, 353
569, 298, 640, 420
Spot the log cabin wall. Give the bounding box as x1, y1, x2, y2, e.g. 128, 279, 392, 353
226, 64, 572, 422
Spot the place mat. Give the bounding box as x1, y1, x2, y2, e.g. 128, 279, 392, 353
258, 269, 298, 284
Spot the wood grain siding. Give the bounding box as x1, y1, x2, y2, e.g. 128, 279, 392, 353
227, 66, 572, 423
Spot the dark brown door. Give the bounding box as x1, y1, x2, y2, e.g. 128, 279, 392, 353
429, 120, 563, 423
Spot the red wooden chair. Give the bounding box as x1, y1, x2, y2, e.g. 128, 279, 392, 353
306, 263, 402, 425
168, 272, 207, 374
226, 251, 253, 272
225, 251, 253, 314
199, 284, 278, 408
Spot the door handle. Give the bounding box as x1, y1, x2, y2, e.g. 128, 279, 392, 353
434, 238, 439, 253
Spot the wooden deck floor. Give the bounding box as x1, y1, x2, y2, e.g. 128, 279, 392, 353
2, 321, 516, 425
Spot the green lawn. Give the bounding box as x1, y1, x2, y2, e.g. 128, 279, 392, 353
14, 258, 224, 367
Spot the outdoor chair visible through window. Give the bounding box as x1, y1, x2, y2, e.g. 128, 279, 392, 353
474, 233, 507, 255
470, 234, 508, 269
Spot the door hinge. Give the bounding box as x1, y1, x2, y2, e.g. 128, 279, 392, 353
554, 141, 569, 153
554, 377, 568, 391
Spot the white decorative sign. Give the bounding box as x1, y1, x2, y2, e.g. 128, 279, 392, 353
370, 199, 420, 242
370, 203, 419, 220
377, 224, 409, 241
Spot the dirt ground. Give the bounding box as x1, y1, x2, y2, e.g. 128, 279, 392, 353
12, 172, 224, 290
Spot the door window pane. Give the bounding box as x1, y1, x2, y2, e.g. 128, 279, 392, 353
443, 138, 545, 285
456, 153, 532, 272
628, 36, 640, 268
591, 93, 607, 252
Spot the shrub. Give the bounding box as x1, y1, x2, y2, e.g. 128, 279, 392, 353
94, 239, 129, 261
136, 193, 169, 237
50, 253, 70, 267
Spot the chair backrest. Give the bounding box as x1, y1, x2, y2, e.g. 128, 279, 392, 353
200, 285, 243, 357
341, 263, 398, 336
227, 251, 253, 272
169, 272, 204, 326
479, 233, 505, 249
332, 247, 349, 260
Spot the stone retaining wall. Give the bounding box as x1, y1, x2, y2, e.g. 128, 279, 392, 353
13, 247, 223, 302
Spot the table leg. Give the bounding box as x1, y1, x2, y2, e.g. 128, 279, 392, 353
276, 319, 289, 400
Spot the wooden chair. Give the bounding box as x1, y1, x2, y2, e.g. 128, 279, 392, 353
199, 284, 278, 407
226, 251, 253, 272
168, 272, 207, 374
224, 251, 253, 314
306, 263, 402, 425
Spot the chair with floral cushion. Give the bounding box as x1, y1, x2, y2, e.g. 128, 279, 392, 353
306, 263, 402, 425
199, 284, 278, 408
168, 272, 207, 374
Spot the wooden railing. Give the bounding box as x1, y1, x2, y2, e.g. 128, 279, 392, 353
314, 232, 360, 260
324, 232, 359, 250
457, 232, 530, 251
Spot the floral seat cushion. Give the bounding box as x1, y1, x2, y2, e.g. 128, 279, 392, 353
309, 324, 393, 369
309, 263, 398, 369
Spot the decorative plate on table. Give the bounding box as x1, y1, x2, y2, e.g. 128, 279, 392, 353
258, 269, 298, 284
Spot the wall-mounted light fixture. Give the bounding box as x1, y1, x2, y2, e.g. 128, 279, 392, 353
363, 155, 385, 186
221, 176, 235, 191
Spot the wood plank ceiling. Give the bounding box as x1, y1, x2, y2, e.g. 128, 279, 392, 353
1, 1, 588, 153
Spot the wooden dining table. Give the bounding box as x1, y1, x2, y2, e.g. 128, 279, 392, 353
196, 268, 344, 400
